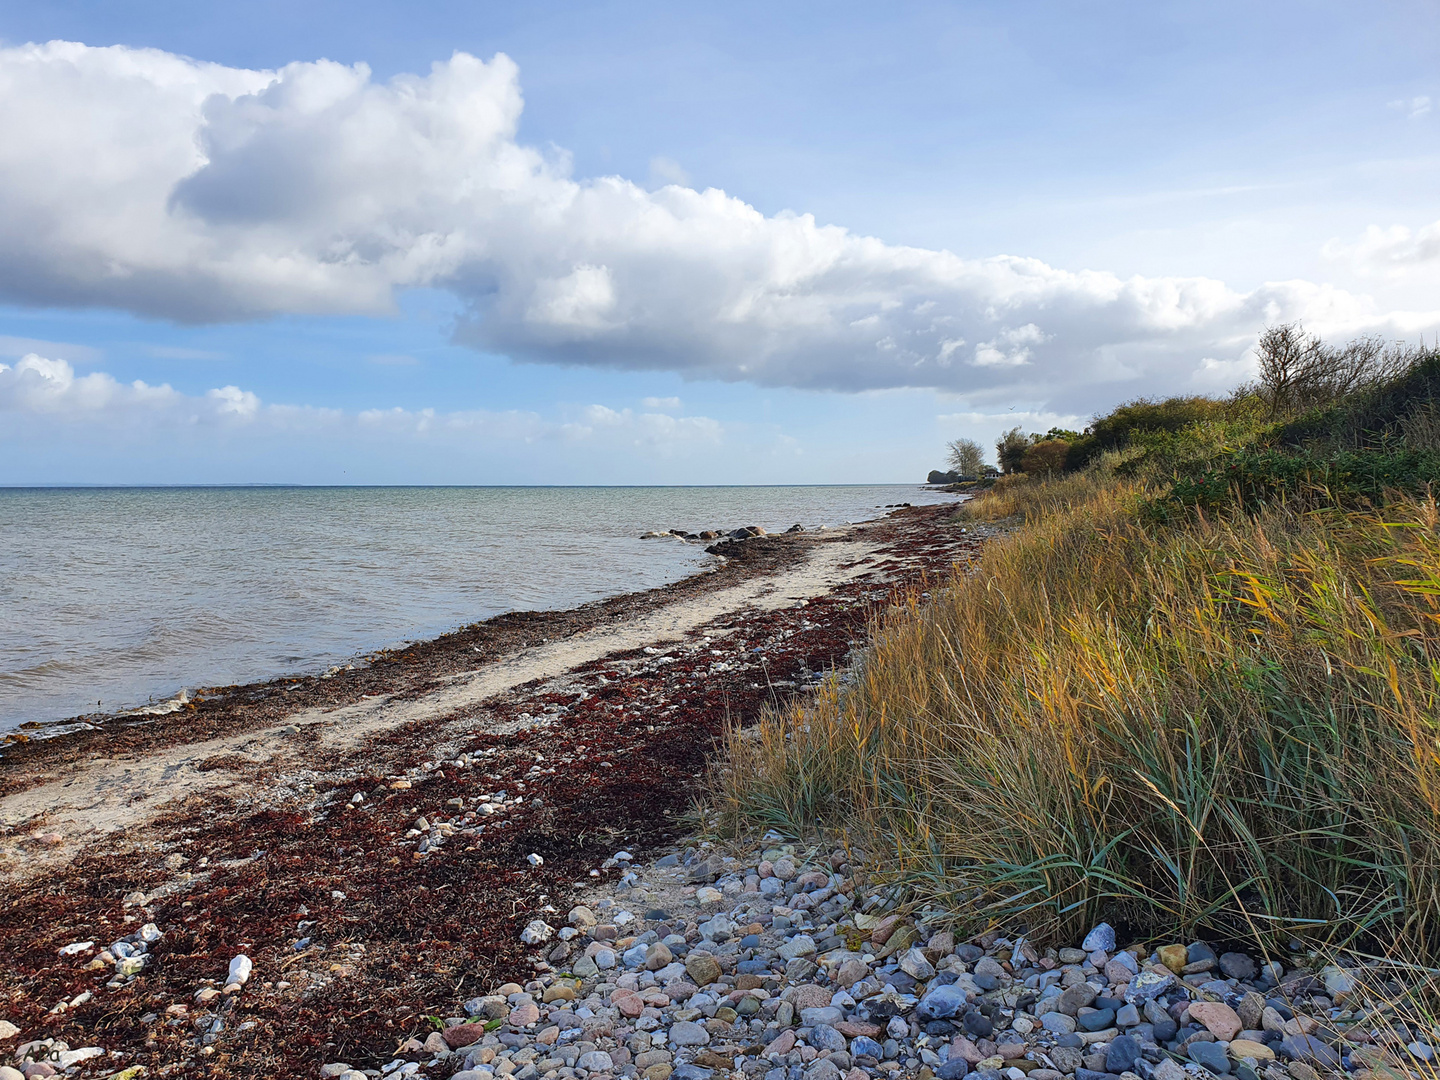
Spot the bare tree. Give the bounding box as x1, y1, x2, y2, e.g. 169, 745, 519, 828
1251, 324, 1406, 418
946, 438, 985, 477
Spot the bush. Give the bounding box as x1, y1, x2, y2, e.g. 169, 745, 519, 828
1068, 396, 1239, 469
1154, 447, 1440, 517
995, 427, 1033, 474
708, 327, 1440, 958
1279, 345, 1440, 450
1020, 439, 1069, 476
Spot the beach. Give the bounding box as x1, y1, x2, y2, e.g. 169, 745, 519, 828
0, 503, 982, 1078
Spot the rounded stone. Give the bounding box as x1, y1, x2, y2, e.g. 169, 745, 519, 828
1188, 1002, 1242, 1041
668, 1021, 710, 1047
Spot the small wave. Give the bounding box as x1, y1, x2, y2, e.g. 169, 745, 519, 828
122, 688, 190, 716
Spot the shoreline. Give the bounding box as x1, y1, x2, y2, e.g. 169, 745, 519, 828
0, 498, 942, 752
2, 486, 951, 740
0, 524, 788, 751
0, 504, 984, 1078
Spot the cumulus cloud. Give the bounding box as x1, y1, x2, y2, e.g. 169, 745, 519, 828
1, 40, 1437, 411
0, 353, 725, 454
0, 354, 186, 416
1324, 220, 1440, 276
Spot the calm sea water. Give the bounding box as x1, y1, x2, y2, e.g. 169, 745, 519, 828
0, 485, 958, 730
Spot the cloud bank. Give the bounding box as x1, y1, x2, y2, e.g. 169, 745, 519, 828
0, 354, 723, 455
2, 41, 1437, 408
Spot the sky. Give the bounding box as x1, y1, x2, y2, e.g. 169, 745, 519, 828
0, 0, 1437, 485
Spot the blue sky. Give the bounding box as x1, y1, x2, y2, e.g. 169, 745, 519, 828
0, 0, 1436, 484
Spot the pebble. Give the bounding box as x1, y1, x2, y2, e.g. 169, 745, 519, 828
336, 832, 1426, 1080
1189, 1041, 1231, 1074
669, 1021, 710, 1046
227, 954, 253, 987
1188, 1001, 1242, 1040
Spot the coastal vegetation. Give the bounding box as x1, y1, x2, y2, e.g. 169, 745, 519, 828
711, 326, 1440, 962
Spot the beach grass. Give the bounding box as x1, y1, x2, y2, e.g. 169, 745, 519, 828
708, 338, 1440, 958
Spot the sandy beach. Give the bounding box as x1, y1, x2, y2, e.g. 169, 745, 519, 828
0, 504, 981, 1078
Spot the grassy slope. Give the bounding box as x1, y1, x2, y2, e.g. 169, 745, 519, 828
709, 355, 1440, 959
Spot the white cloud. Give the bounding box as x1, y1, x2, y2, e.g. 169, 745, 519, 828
0, 353, 725, 455
1324, 219, 1440, 275
935, 407, 1088, 460
1388, 95, 1432, 120
207, 384, 260, 418
0, 41, 1436, 413
643, 396, 682, 409
0, 354, 183, 415
972, 323, 1047, 368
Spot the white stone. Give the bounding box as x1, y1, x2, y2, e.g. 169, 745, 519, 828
520, 920, 555, 944
228, 954, 253, 986
56, 1048, 104, 1069
0, 1020, 17, 1039
58, 941, 94, 956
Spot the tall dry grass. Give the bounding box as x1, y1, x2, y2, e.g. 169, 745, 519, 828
709, 479, 1440, 955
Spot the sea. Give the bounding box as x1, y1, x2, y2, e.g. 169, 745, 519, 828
0, 485, 960, 732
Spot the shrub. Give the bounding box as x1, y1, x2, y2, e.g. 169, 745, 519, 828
1020, 439, 1069, 476
708, 327, 1440, 959
1155, 447, 1440, 517
1279, 345, 1440, 450
995, 427, 1033, 474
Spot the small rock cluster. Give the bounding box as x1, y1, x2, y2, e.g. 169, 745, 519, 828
639, 526, 807, 543
53, 921, 166, 989
0, 942, 255, 1078
312, 836, 1434, 1080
